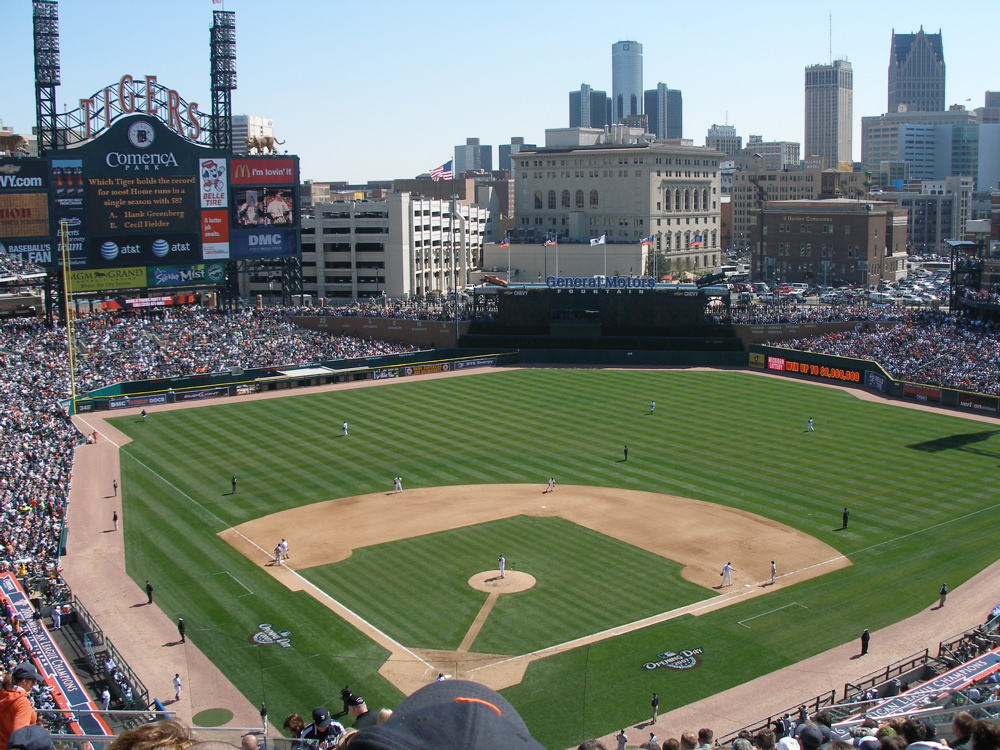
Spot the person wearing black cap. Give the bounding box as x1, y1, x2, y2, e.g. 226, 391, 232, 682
0, 663, 44, 750
301, 706, 345, 749
349, 679, 545, 750
860, 628, 870, 656
797, 725, 824, 750
145, 581, 153, 605
348, 695, 377, 730
177, 618, 186, 644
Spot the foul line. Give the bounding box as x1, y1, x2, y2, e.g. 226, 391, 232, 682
212, 571, 253, 598
80, 422, 435, 673
738, 602, 807, 629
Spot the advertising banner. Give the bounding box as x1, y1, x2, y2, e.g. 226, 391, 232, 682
199, 158, 228, 208
0, 159, 53, 266
958, 394, 999, 415
864, 370, 888, 393
231, 228, 297, 259
109, 394, 168, 409
176, 386, 230, 401
454, 357, 497, 370
230, 158, 295, 186
200, 209, 229, 259
146, 262, 225, 288
903, 384, 942, 403
69, 267, 146, 292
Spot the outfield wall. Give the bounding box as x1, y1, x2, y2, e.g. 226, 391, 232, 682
749, 345, 1000, 418
293, 316, 471, 349
69, 350, 516, 413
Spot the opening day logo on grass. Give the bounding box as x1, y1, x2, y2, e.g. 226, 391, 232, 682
251, 623, 293, 648
642, 648, 704, 671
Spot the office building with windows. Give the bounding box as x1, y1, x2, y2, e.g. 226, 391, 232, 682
644, 84, 683, 140
454, 138, 493, 175
804, 60, 853, 171
612, 40, 643, 122
888, 28, 945, 114
705, 124, 741, 155
510, 140, 724, 270
569, 84, 611, 130
299, 194, 488, 301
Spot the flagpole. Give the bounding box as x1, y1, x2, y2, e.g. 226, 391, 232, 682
604, 240, 607, 278
507, 239, 511, 283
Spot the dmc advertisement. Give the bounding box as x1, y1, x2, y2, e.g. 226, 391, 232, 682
231, 228, 297, 259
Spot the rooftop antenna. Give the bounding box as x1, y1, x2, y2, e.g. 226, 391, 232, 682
725, 110, 729, 126
829, 14, 833, 64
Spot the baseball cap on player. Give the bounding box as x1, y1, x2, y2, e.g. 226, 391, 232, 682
312, 706, 332, 729
349, 680, 544, 750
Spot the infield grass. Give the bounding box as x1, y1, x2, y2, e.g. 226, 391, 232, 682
112, 369, 1000, 748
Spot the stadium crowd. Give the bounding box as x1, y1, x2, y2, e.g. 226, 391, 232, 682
728, 305, 917, 326
0, 253, 44, 279
70, 307, 421, 391
768, 314, 1000, 395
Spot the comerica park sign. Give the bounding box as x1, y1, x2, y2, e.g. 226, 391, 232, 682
546, 275, 657, 289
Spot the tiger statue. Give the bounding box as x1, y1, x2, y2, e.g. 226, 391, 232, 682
245, 135, 286, 155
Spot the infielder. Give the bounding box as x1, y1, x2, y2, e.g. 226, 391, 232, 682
771, 560, 777, 585
721, 561, 736, 587
498, 555, 505, 579
279, 539, 289, 560
274, 545, 282, 565
545, 477, 555, 493
394, 477, 402, 493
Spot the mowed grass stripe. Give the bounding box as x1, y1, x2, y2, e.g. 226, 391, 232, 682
109, 369, 1000, 749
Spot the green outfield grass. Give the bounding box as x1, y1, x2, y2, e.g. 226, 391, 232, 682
301, 515, 709, 654
112, 369, 1000, 749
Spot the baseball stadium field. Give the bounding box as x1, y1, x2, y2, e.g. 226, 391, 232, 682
104, 368, 1000, 748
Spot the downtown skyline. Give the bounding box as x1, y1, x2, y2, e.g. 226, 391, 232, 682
1, 0, 996, 183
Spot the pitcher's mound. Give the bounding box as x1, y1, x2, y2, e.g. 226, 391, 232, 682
469, 570, 536, 593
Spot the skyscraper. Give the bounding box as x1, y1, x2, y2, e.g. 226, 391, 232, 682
888, 28, 945, 113
454, 138, 492, 175
569, 84, 611, 129
612, 40, 643, 123
804, 60, 853, 170
644, 84, 683, 140
705, 124, 741, 155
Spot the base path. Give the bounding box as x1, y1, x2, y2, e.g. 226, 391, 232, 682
224, 484, 848, 695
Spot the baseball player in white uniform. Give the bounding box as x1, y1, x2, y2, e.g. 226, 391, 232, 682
721, 562, 736, 587
394, 476, 402, 493
279, 539, 289, 560
498, 556, 505, 579
342, 421, 349, 437
771, 560, 777, 585
545, 477, 555, 493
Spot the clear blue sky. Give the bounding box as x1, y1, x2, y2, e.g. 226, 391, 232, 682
1, 0, 995, 183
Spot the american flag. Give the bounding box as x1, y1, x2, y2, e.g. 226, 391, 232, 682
639, 236, 655, 246
430, 160, 453, 181
500, 237, 510, 248
691, 234, 704, 248
543, 237, 558, 247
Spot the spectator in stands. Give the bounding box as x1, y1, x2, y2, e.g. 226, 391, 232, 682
106, 719, 193, 750
301, 706, 345, 749
0, 663, 43, 750
8, 725, 53, 750
664, 739, 681, 750
348, 680, 544, 749
733, 738, 754, 750
347, 695, 377, 730
950, 712, 975, 750
698, 728, 715, 750
577, 741, 607, 750
283, 715, 306, 736
796, 726, 824, 750
755, 728, 777, 750
972, 720, 1000, 750
681, 732, 699, 750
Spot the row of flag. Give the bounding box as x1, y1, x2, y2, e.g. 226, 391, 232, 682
516, 234, 703, 248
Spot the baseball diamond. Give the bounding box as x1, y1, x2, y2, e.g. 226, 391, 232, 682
68, 367, 1000, 749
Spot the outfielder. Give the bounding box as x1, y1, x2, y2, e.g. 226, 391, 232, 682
342, 421, 349, 437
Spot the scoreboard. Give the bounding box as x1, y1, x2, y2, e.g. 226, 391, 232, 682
0, 113, 300, 292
